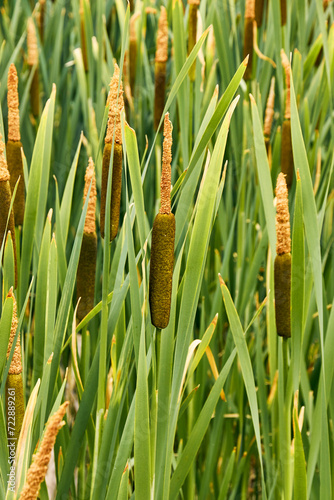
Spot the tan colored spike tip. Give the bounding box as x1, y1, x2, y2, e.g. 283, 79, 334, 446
281, 50, 291, 119
7, 64, 20, 142
6, 288, 21, 375
19, 402, 69, 500
275, 173, 290, 255
105, 63, 124, 145
27, 18, 38, 67
155, 6, 168, 63
264, 77, 275, 138
245, 0, 255, 19
159, 113, 173, 215
0, 136, 10, 182
83, 157, 96, 234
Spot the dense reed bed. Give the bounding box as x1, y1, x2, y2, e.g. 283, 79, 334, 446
0, 0, 333, 499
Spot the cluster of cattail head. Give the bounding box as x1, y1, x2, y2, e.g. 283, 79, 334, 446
6, 290, 24, 448
77, 158, 97, 321
7, 63, 25, 226
274, 173, 291, 337
188, 0, 200, 81
19, 401, 69, 500
100, 62, 124, 241
0, 136, 18, 287
255, 0, 265, 27
243, 0, 255, 81
27, 17, 39, 117
149, 113, 175, 329
281, 50, 293, 189
154, 6, 168, 131
264, 77, 275, 157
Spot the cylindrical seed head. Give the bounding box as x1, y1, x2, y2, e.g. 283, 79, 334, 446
7, 64, 20, 142
264, 77, 275, 139
105, 62, 124, 145
6, 288, 21, 374
274, 253, 291, 337
27, 18, 38, 67
155, 6, 168, 63
281, 50, 290, 120
160, 113, 172, 215
275, 172, 291, 255
83, 157, 96, 234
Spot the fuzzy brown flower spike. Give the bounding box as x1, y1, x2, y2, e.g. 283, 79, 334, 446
7, 64, 20, 143
160, 113, 172, 214
149, 113, 175, 329
155, 7, 168, 64
83, 157, 96, 234
105, 62, 124, 146
19, 402, 69, 500
6, 288, 21, 374
274, 173, 291, 337
101, 62, 125, 240
0, 139, 10, 182
264, 77, 275, 140
27, 18, 38, 67
77, 158, 97, 320
276, 173, 291, 255
7, 64, 25, 226
6, 289, 24, 448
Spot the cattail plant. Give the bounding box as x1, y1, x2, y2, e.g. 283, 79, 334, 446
274, 173, 291, 337
149, 113, 175, 329
255, 0, 265, 27
281, 50, 293, 189
154, 7, 168, 131
100, 62, 124, 241
263, 77, 275, 157
19, 401, 69, 500
80, 0, 88, 72
188, 0, 200, 81
6, 289, 24, 448
0, 136, 17, 287
27, 17, 39, 118
7, 63, 25, 226
77, 158, 97, 321
243, 0, 255, 81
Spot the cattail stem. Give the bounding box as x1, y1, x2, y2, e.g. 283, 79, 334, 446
80, 0, 88, 72
154, 7, 168, 131
100, 63, 124, 241
188, 0, 200, 81
274, 173, 291, 338
149, 114, 175, 329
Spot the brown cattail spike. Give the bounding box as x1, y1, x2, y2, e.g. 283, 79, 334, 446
7, 64, 20, 142
105, 62, 124, 145
6, 288, 21, 374
27, 18, 38, 67
275, 173, 291, 255
155, 7, 168, 63
83, 157, 96, 234
281, 50, 290, 120
160, 113, 172, 214
188, 0, 200, 81
19, 402, 69, 500
245, 0, 255, 18
264, 77, 275, 139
